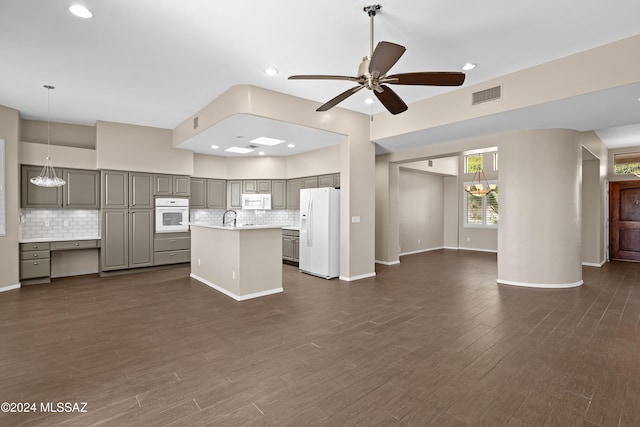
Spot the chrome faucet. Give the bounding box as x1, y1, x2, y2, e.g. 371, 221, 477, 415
222, 210, 237, 227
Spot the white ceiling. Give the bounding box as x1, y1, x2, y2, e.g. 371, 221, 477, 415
1, 0, 640, 156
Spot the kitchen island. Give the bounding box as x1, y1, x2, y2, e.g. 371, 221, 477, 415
189, 224, 283, 301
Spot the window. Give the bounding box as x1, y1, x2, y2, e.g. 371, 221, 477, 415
493, 152, 499, 171
613, 153, 640, 175
464, 181, 498, 227
465, 154, 483, 173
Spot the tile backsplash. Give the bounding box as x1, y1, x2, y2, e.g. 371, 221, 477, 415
190, 209, 299, 227
21, 209, 100, 240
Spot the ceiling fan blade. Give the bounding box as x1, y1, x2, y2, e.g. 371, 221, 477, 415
316, 85, 365, 112
374, 85, 408, 115
289, 75, 360, 82
384, 72, 466, 86
369, 41, 406, 77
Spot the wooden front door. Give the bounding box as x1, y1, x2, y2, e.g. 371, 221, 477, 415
610, 181, 640, 261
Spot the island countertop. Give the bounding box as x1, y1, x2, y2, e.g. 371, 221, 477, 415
189, 223, 285, 231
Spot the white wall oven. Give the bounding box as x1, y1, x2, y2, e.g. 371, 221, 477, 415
155, 198, 189, 233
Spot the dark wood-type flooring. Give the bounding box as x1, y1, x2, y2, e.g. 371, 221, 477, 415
1, 250, 639, 426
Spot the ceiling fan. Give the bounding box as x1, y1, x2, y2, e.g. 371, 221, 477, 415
289, 4, 466, 115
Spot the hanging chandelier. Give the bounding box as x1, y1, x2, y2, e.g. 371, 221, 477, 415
30, 85, 66, 188
464, 168, 496, 197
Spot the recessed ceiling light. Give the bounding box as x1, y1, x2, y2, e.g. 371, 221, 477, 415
462, 62, 477, 71
287, 143, 295, 148
210, 145, 219, 149
69, 5, 93, 18
264, 68, 279, 76
258, 152, 266, 156
225, 147, 255, 154
250, 136, 285, 146
364, 98, 374, 105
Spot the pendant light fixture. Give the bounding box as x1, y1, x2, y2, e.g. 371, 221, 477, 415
30, 85, 66, 188
464, 168, 496, 197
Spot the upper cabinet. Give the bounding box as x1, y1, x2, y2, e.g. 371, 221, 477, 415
318, 173, 340, 188
101, 170, 129, 209
302, 176, 318, 189
21, 165, 99, 209
271, 180, 287, 210
153, 174, 190, 197
129, 172, 154, 209
287, 178, 303, 210
191, 178, 226, 209
227, 180, 242, 209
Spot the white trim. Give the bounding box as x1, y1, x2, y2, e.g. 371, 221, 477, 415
375, 259, 400, 265
458, 247, 498, 254
190, 273, 283, 301
582, 260, 606, 267
444, 246, 459, 250
339, 272, 376, 282
399, 246, 444, 257
0, 283, 20, 293
497, 278, 583, 288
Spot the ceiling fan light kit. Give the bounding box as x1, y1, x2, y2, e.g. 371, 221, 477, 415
289, 4, 465, 115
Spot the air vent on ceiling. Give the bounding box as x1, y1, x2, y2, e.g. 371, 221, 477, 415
193, 116, 199, 129
472, 85, 501, 105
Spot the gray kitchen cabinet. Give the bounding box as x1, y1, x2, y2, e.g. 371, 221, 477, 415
190, 178, 206, 208
271, 180, 287, 210
101, 209, 129, 271
318, 173, 340, 189
227, 180, 242, 209
129, 209, 154, 268
154, 235, 190, 266
154, 174, 190, 196
282, 229, 300, 263
21, 165, 63, 208
129, 172, 154, 209
302, 176, 319, 189
257, 180, 271, 194
20, 242, 51, 283
22, 165, 100, 209
242, 180, 257, 194
63, 169, 100, 208
287, 178, 302, 209
207, 179, 226, 209
101, 170, 129, 209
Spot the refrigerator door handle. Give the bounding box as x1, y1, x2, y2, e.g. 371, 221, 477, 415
307, 198, 313, 247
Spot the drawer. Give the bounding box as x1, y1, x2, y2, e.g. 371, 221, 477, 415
282, 229, 299, 237
51, 240, 100, 250
154, 237, 191, 252
20, 242, 51, 251
154, 249, 190, 266
20, 259, 51, 279
20, 250, 50, 260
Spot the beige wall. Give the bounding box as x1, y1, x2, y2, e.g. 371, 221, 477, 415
443, 176, 459, 248
582, 159, 601, 265
0, 106, 20, 289
398, 169, 444, 254
287, 145, 340, 178
96, 121, 193, 175
21, 119, 95, 149
20, 142, 97, 169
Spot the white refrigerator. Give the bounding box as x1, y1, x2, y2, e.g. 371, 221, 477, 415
299, 187, 340, 279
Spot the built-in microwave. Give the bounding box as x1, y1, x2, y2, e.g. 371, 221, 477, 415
155, 198, 189, 233
241, 193, 271, 210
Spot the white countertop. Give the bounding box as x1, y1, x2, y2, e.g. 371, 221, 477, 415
282, 226, 300, 231
189, 223, 285, 231
19, 236, 101, 243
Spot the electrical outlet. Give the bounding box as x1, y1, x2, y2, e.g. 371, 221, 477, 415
63, 220, 69, 227
418, 239, 421, 244
232, 271, 236, 279
466, 237, 471, 242
44, 220, 50, 227
198, 258, 201, 266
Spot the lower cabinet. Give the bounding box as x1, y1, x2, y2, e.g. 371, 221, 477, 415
20, 242, 51, 282
154, 235, 191, 265
282, 229, 300, 264
101, 209, 153, 271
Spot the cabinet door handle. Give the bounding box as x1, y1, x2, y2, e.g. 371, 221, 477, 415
33, 254, 38, 257
74, 243, 80, 246
33, 262, 38, 265
169, 253, 176, 256
32, 245, 38, 249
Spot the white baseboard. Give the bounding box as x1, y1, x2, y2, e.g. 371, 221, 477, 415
0, 283, 21, 293
497, 278, 584, 288
458, 247, 498, 254
190, 273, 283, 301
444, 246, 459, 250
399, 246, 444, 257
375, 260, 400, 265
339, 272, 376, 281
582, 259, 606, 267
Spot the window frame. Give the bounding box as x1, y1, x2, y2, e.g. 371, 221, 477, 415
463, 179, 498, 229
